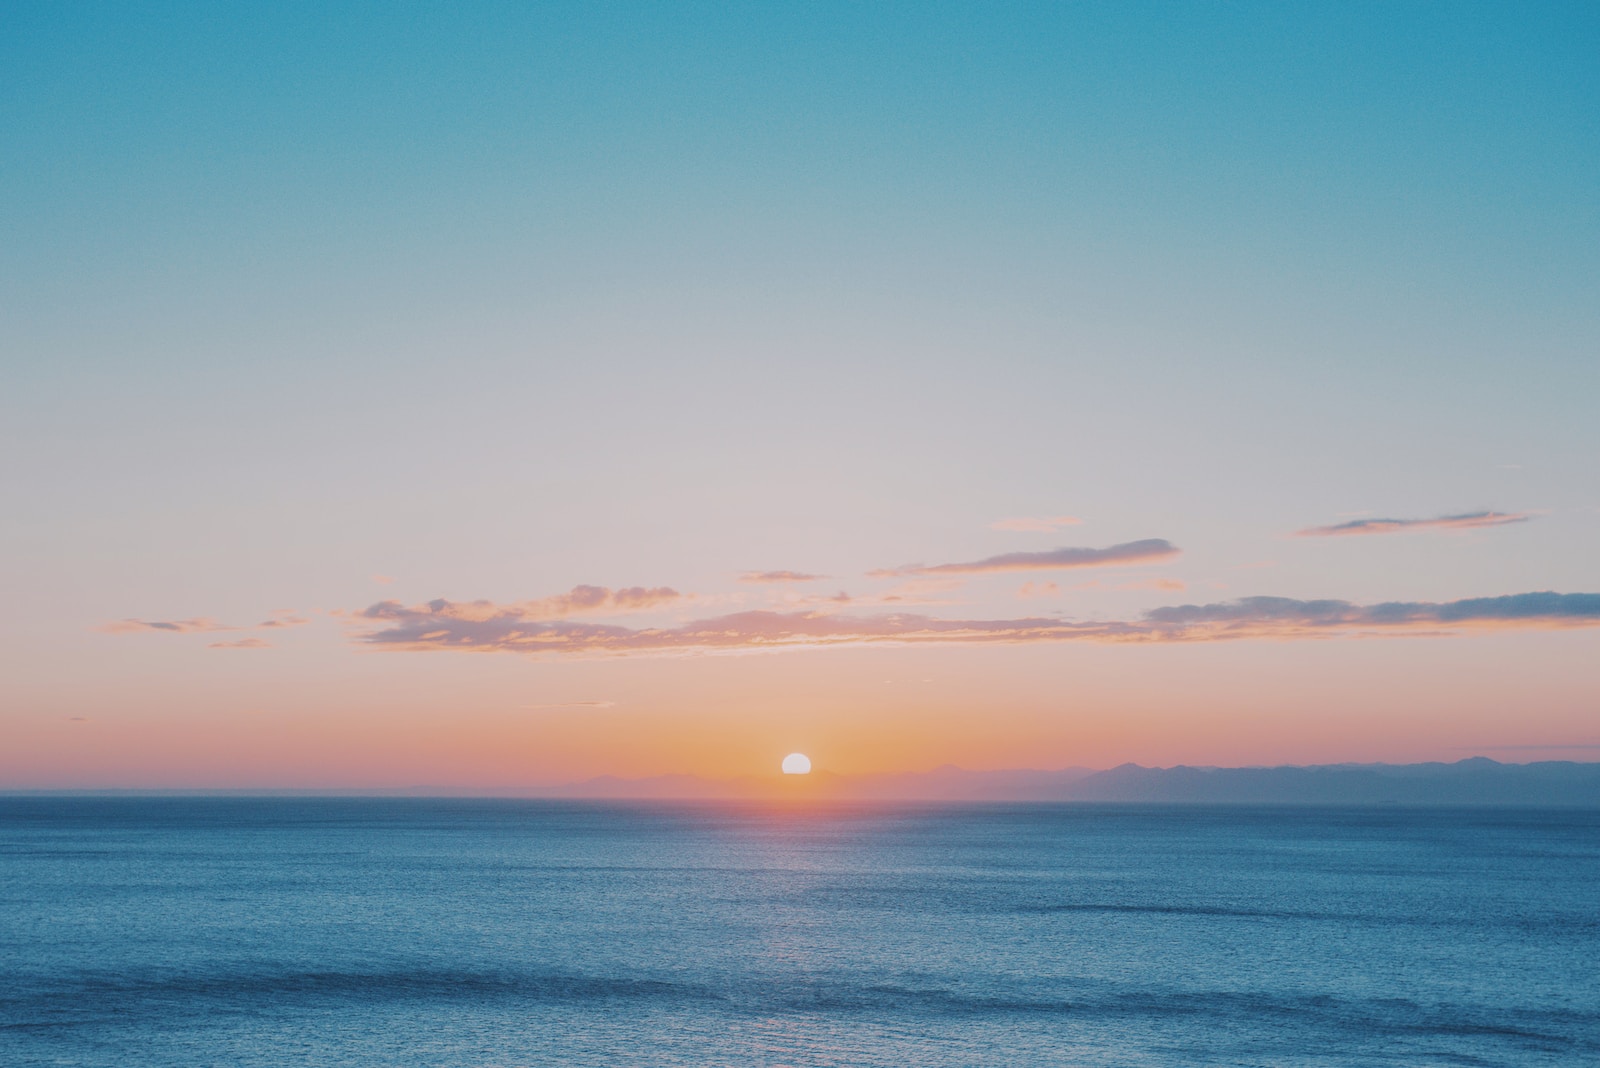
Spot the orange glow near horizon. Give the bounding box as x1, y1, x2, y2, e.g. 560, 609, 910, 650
6, 627, 1598, 790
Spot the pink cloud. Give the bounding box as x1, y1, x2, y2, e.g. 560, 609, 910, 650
364, 586, 683, 627
607, 586, 681, 610
104, 609, 311, 637
101, 618, 235, 635
1017, 582, 1060, 599
209, 638, 272, 650
352, 591, 1600, 657
872, 539, 1179, 578
738, 570, 828, 583
1296, 511, 1532, 537
355, 605, 1125, 654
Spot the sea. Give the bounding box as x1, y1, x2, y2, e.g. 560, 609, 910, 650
1, 799, 1596, 1067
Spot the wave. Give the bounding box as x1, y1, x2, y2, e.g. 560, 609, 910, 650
5, 967, 1594, 1061
0, 966, 724, 1031
1018, 901, 1344, 920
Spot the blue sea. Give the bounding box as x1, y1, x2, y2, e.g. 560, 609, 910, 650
2, 800, 1596, 1067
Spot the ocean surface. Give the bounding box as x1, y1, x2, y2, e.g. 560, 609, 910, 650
2, 800, 1596, 1067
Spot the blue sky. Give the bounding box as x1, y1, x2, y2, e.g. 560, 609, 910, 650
3, 2, 1597, 784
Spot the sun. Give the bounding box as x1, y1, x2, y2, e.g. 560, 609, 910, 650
781, 752, 812, 775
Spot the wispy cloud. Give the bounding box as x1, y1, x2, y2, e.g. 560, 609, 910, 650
872, 539, 1178, 578
1142, 592, 1600, 635
738, 570, 827, 583
355, 605, 1117, 654
1296, 511, 1532, 537
352, 591, 1600, 657
356, 586, 681, 636
101, 618, 235, 634
104, 610, 309, 636
599, 586, 680, 610
106, 589, 677, 642
360, 586, 682, 628
990, 515, 1082, 533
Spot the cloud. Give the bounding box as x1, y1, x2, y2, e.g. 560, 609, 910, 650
990, 515, 1083, 533
352, 590, 1600, 657
110, 587, 676, 647
873, 539, 1179, 577
103, 610, 309, 636
362, 586, 682, 627
355, 587, 681, 635
1017, 582, 1059, 599
606, 586, 681, 610
1142, 592, 1600, 636
1296, 511, 1532, 537
355, 604, 1126, 654
101, 618, 235, 634
739, 570, 827, 583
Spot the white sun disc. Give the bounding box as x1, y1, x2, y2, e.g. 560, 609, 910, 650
781, 752, 812, 775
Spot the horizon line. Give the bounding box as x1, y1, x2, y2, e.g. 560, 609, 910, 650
7, 753, 1600, 798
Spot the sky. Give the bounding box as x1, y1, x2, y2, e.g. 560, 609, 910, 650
3, 1, 1598, 789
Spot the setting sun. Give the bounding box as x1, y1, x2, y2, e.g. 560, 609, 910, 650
781, 753, 812, 775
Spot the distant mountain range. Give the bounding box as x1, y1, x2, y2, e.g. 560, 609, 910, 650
552, 758, 1600, 805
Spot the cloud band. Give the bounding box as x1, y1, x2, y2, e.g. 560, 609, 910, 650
874, 539, 1179, 577
354, 591, 1600, 657
1296, 511, 1531, 537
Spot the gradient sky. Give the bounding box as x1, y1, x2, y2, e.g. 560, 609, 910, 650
4, 2, 1598, 788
